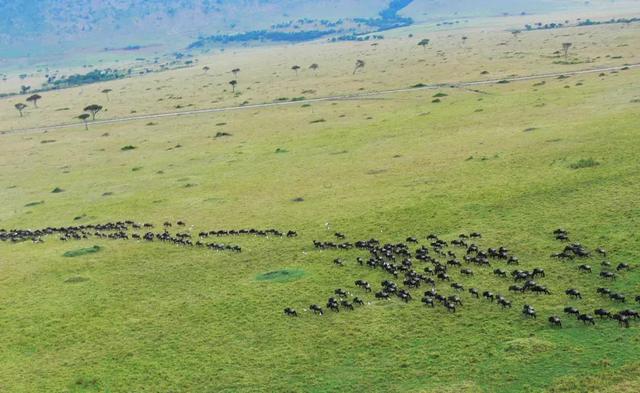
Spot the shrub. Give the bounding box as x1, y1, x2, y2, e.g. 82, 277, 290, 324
569, 158, 600, 169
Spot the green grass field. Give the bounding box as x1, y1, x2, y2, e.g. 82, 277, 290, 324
1, 13, 640, 393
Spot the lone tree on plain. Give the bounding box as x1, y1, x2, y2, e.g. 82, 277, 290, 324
202, 66, 210, 73
78, 113, 90, 130
102, 89, 112, 101
562, 42, 573, 60
418, 39, 430, 51
26, 94, 42, 108
353, 59, 365, 75
232, 68, 240, 78
84, 104, 103, 120
292, 65, 301, 75
229, 80, 238, 92
309, 63, 319, 75
15, 103, 27, 117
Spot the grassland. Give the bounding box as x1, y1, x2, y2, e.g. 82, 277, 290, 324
1, 12, 640, 393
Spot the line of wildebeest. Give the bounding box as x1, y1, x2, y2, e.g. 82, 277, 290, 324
284, 229, 639, 328
0, 220, 299, 253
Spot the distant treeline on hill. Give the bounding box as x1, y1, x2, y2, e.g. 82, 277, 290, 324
188, 29, 339, 48
188, 0, 414, 49
524, 16, 640, 31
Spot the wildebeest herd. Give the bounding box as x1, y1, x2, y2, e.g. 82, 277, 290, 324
286, 229, 639, 329
0, 220, 298, 252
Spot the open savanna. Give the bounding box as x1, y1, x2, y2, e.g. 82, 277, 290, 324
2, 11, 640, 132
2, 17, 640, 393
1, 57, 640, 392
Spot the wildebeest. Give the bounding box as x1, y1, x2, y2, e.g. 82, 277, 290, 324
310, 304, 323, 315
493, 268, 507, 278
613, 313, 630, 328
597, 287, 611, 296
564, 307, 580, 317
522, 305, 536, 318
421, 296, 435, 307
375, 291, 390, 300
616, 263, 630, 271
578, 314, 595, 325
600, 271, 616, 280
548, 316, 562, 327
451, 283, 464, 291
483, 291, 495, 302
340, 300, 354, 310
594, 308, 611, 319
565, 288, 582, 299
610, 293, 626, 302
578, 264, 592, 273
284, 307, 298, 317
469, 288, 479, 298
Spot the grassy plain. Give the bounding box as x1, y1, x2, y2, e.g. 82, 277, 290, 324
1, 12, 640, 393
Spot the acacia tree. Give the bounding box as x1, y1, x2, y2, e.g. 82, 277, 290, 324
232, 68, 240, 79
203, 66, 210, 73
309, 63, 319, 75
15, 103, 27, 117
229, 80, 238, 92
102, 89, 112, 101
562, 42, 573, 60
353, 59, 365, 75
84, 104, 103, 120
78, 113, 90, 130
418, 38, 430, 51
26, 94, 42, 108
291, 65, 301, 75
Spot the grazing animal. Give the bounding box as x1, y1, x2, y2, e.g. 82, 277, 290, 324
532, 268, 545, 278
636, 295, 640, 304
595, 247, 607, 257
548, 316, 562, 327
334, 258, 344, 266
444, 301, 456, 313
310, 304, 323, 315
620, 309, 639, 319
469, 288, 479, 298
600, 271, 616, 280
340, 300, 354, 310
483, 291, 495, 302
597, 287, 611, 296
284, 307, 298, 317
578, 264, 592, 273
594, 309, 611, 319
334, 232, 346, 239
451, 283, 464, 291
509, 285, 524, 293
460, 268, 474, 276
616, 263, 630, 271
565, 289, 582, 299
498, 298, 512, 309
421, 296, 435, 307
375, 291, 390, 300
334, 288, 348, 298
353, 297, 365, 306
613, 313, 630, 328
610, 293, 626, 303
493, 269, 507, 278
522, 305, 536, 319
564, 307, 580, 317
578, 314, 595, 325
